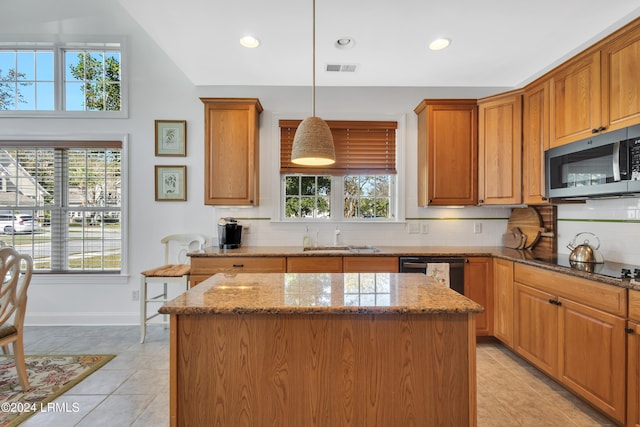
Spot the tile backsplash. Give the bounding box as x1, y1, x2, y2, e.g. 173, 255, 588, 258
556, 197, 640, 264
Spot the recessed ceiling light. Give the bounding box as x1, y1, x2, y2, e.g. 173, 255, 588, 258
335, 37, 355, 49
429, 38, 450, 51
240, 35, 260, 48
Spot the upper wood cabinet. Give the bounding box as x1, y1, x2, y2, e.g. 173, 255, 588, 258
549, 52, 602, 148
201, 98, 262, 206
414, 100, 478, 206
601, 22, 640, 133
522, 80, 550, 204
478, 91, 523, 205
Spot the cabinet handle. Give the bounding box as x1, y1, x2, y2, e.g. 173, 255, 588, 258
626, 327, 635, 334
591, 126, 607, 134
548, 299, 555, 305
548, 299, 561, 306
478, 199, 484, 204
232, 264, 244, 268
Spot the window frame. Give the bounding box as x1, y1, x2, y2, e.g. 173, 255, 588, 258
273, 113, 406, 223
0, 134, 129, 283
0, 36, 128, 118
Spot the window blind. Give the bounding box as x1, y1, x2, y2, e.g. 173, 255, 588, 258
280, 120, 397, 175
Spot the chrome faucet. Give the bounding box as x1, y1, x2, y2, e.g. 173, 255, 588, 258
334, 226, 341, 246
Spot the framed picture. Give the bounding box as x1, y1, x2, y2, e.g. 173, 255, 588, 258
155, 120, 186, 156
155, 165, 187, 201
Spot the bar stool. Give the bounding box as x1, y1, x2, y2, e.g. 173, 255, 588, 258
140, 233, 206, 343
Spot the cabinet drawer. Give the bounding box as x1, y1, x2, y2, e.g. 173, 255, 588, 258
343, 256, 399, 273
191, 257, 286, 275
630, 289, 640, 322
514, 263, 626, 316
287, 257, 343, 273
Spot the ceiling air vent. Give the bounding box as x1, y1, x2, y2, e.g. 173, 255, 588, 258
325, 64, 357, 72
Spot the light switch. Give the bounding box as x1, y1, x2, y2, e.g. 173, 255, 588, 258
408, 223, 420, 234
473, 222, 482, 234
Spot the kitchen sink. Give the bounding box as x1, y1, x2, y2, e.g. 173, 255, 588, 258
303, 245, 380, 254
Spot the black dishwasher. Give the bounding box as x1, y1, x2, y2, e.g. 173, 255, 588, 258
398, 256, 465, 295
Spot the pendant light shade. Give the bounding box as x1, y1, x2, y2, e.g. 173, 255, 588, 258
291, 116, 335, 165
291, 0, 336, 166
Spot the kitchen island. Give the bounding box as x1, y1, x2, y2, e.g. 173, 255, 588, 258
159, 272, 484, 427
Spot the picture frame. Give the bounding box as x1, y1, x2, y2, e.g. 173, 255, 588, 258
155, 120, 187, 156
155, 165, 187, 201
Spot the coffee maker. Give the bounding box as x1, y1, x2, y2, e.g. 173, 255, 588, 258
218, 217, 242, 249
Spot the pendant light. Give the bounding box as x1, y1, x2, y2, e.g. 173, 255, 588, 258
291, 0, 336, 166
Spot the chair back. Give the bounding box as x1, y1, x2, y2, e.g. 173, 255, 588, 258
161, 234, 207, 265
0, 247, 33, 331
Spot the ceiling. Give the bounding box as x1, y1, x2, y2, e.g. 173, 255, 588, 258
117, 0, 640, 88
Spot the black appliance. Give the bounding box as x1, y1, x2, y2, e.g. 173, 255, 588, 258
545, 125, 640, 199
218, 218, 242, 249
399, 256, 465, 295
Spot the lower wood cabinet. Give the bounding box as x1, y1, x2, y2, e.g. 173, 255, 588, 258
342, 256, 398, 273
493, 258, 514, 347
190, 257, 286, 286
513, 263, 627, 424
287, 257, 343, 273
629, 290, 640, 427
464, 257, 492, 336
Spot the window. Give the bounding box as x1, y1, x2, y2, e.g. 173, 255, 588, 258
280, 120, 397, 221
0, 141, 123, 273
0, 42, 124, 115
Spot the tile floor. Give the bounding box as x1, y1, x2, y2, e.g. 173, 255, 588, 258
12, 326, 616, 426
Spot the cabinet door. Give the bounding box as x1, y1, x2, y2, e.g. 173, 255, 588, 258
202, 98, 262, 206
464, 257, 492, 336
523, 80, 550, 204
343, 256, 398, 273
558, 298, 626, 424
287, 256, 343, 273
549, 52, 602, 147
602, 24, 640, 132
415, 100, 478, 206
493, 258, 514, 346
628, 321, 640, 427
514, 283, 558, 377
478, 92, 522, 205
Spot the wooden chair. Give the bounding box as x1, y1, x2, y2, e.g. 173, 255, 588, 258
140, 234, 207, 343
0, 247, 34, 391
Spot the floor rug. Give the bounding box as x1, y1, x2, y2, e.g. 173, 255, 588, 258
0, 354, 114, 427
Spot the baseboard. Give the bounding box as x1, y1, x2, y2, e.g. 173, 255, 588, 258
25, 312, 139, 326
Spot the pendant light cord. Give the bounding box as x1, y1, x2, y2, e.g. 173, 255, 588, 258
312, 0, 316, 117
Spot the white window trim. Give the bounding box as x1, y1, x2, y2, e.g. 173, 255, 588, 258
0, 36, 128, 118
0, 132, 129, 277
271, 112, 406, 223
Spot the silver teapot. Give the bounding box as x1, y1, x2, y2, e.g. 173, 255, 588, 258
566, 232, 604, 264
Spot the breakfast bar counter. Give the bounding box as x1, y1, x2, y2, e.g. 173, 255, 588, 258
160, 272, 483, 427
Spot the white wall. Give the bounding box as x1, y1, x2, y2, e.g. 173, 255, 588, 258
2, 0, 638, 325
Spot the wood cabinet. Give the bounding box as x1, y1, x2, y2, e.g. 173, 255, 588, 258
287, 256, 343, 273
478, 91, 523, 205
414, 100, 478, 206
549, 52, 602, 148
343, 256, 398, 273
513, 263, 627, 424
493, 258, 514, 347
464, 257, 492, 336
190, 256, 286, 286
201, 98, 262, 206
601, 23, 640, 133
522, 80, 550, 204
629, 290, 640, 427
514, 282, 558, 375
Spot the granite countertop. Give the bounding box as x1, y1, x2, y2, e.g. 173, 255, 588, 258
158, 272, 485, 316
189, 245, 640, 291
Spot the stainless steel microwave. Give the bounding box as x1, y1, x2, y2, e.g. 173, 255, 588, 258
545, 125, 640, 199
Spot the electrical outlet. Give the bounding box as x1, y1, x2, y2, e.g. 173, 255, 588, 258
408, 223, 420, 234
473, 222, 482, 234
132, 290, 139, 301
421, 223, 429, 234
